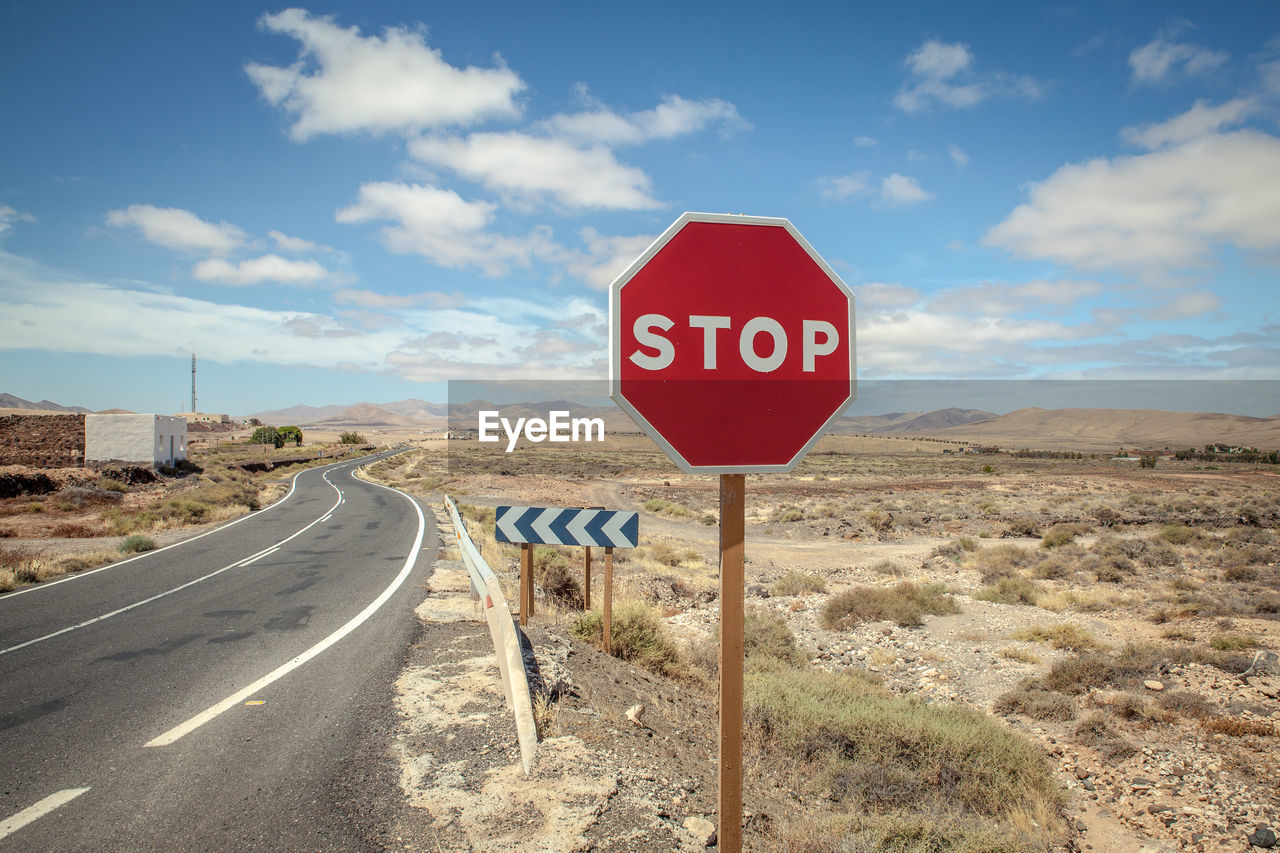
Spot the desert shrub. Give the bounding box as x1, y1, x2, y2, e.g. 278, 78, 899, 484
119, 534, 156, 554
871, 559, 904, 577
1041, 523, 1089, 549
745, 605, 806, 667
1031, 554, 1075, 580
1158, 524, 1202, 546
993, 687, 1076, 721
823, 582, 959, 630
975, 575, 1041, 606
99, 477, 127, 493
1222, 564, 1259, 582
1209, 634, 1259, 651
1199, 717, 1277, 738
1227, 527, 1273, 546
339, 431, 366, 444
27, 501, 44, 513
159, 498, 210, 524
1094, 555, 1136, 583
862, 509, 893, 532
642, 497, 691, 517
972, 543, 1036, 582
1073, 713, 1138, 760
1091, 505, 1120, 526
571, 601, 680, 676
643, 540, 698, 567
999, 647, 1041, 664
1005, 518, 1040, 537
1033, 644, 1178, 696
771, 571, 827, 597
1012, 623, 1103, 651
51, 522, 99, 538
1155, 690, 1213, 718
532, 546, 581, 606
773, 812, 1045, 853
746, 666, 1061, 824
930, 540, 966, 561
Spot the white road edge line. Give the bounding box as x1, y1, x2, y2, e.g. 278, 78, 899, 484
0, 472, 349, 658
0, 457, 360, 602
0, 787, 91, 841
144, 474, 426, 748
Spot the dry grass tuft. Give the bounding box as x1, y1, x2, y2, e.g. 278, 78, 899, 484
823, 582, 960, 629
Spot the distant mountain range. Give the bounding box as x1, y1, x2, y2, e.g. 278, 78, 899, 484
0, 393, 90, 413
242, 399, 1279, 450
835, 407, 996, 434
7, 391, 1276, 450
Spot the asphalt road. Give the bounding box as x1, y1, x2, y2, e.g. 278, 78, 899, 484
0, 452, 438, 851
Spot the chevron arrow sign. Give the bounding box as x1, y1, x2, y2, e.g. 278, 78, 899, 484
494, 506, 639, 549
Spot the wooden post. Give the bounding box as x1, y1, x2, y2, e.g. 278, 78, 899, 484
519, 542, 533, 626
583, 545, 592, 610
719, 473, 745, 853
603, 547, 614, 654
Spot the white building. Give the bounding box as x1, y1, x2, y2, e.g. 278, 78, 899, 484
85, 414, 187, 468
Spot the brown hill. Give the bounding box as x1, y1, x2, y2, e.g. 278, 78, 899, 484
0, 393, 90, 413
924, 407, 1280, 451
836, 408, 995, 435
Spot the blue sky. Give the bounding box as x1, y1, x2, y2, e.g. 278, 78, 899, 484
2, 1, 1279, 415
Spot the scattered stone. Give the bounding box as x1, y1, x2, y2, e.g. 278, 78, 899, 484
1248, 827, 1277, 849
1143, 680, 1165, 691
683, 816, 716, 846
625, 704, 646, 726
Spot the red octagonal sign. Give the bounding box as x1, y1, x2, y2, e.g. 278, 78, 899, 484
610, 212, 856, 473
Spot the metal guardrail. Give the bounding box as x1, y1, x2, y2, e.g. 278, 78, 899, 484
444, 496, 538, 775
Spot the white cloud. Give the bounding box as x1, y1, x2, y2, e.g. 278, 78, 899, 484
335, 180, 652, 286
192, 254, 332, 286
334, 288, 464, 309
540, 94, 746, 146
853, 136, 878, 147
895, 39, 1042, 113
409, 132, 660, 210
105, 204, 246, 254
558, 227, 655, 291
1121, 98, 1257, 149
857, 282, 921, 308
0, 250, 606, 380
246, 8, 524, 140
984, 130, 1280, 272
1129, 27, 1228, 85
879, 173, 933, 205
268, 229, 325, 253
1144, 289, 1222, 321
927, 279, 1105, 316
336, 180, 555, 274
948, 143, 970, 168
819, 171, 872, 201
0, 206, 36, 238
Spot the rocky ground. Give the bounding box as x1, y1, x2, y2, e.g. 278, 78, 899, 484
382, 446, 1279, 853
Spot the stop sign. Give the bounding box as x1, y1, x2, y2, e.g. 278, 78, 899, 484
610, 212, 856, 473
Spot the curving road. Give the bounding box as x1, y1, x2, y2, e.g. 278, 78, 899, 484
0, 452, 437, 851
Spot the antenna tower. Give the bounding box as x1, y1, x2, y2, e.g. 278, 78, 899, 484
191, 353, 197, 413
